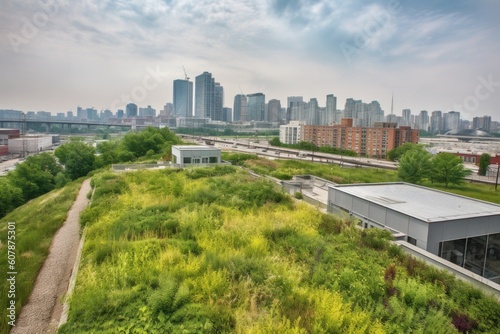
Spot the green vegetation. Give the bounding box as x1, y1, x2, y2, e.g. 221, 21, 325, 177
397, 148, 432, 184
0, 127, 183, 219
224, 152, 398, 183
59, 168, 500, 333
97, 126, 182, 164
386, 142, 424, 162
479, 153, 491, 176
269, 137, 357, 156
0, 180, 83, 333
430, 153, 472, 186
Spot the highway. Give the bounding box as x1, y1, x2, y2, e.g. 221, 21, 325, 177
179, 134, 399, 170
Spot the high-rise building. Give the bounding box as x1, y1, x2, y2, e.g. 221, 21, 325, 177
213, 83, 224, 121
444, 111, 460, 131
402, 109, 411, 126
222, 107, 232, 122
430, 110, 443, 134
472, 115, 492, 132
126, 103, 138, 118
307, 98, 319, 125
326, 94, 337, 125
117, 109, 124, 118
267, 99, 281, 123
287, 96, 304, 122
173, 79, 193, 117
195, 72, 215, 119
139, 105, 156, 117
247, 93, 265, 121
233, 94, 247, 122
418, 110, 429, 131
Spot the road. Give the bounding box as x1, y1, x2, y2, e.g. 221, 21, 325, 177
0, 158, 21, 176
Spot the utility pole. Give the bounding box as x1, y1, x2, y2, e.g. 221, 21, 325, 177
495, 163, 500, 191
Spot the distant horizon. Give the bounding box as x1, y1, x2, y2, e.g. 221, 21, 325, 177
1, 1, 499, 120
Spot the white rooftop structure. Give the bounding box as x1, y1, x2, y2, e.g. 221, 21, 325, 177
328, 182, 500, 283
332, 182, 500, 223
171, 145, 221, 167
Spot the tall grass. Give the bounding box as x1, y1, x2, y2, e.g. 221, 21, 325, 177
0, 180, 83, 334
59, 168, 500, 333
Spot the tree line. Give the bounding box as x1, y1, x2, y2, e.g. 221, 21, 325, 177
0, 127, 181, 218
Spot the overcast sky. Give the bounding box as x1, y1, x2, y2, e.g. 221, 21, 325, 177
1, 0, 499, 121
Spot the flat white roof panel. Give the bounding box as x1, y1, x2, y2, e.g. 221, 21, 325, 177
330, 183, 500, 223
173, 145, 220, 151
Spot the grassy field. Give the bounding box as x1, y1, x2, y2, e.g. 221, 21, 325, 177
0, 180, 83, 334
223, 152, 500, 204
59, 167, 500, 333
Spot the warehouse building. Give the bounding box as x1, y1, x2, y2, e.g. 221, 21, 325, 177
328, 182, 500, 283
171, 145, 221, 167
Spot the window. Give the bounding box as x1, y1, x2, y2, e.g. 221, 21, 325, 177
183, 157, 191, 164
209, 156, 218, 163
407, 236, 417, 246
202, 157, 209, 163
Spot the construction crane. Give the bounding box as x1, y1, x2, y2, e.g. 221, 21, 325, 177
182, 65, 190, 81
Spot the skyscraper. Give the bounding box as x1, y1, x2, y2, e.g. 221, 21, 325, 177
402, 109, 411, 127
233, 94, 247, 122
195, 72, 215, 119
287, 96, 304, 122
430, 110, 443, 133
326, 94, 337, 125
247, 93, 265, 121
267, 99, 281, 123
213, 82, 224, 121
173, 79, 193, 117
444, 111, 460, 131
126, 103, 137, 118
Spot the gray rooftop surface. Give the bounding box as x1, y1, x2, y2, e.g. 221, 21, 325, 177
172, 145, 220, 151
330, 182, 500, 222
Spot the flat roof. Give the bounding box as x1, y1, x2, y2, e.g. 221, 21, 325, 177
172, 145, 220, 151
329, 182, 500, 223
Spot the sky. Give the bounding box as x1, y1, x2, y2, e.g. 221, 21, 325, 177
0, 0, 499, 121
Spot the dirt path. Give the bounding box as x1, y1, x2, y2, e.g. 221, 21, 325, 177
11, 179, 92, 334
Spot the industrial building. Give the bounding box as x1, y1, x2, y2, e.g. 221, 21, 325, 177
8, 135, 53, 154
328, 182, 500, 283
171, 145, 221, 167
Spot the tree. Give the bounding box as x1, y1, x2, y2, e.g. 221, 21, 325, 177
269, 137, 281, 146
0, 178, 24, 218
7, 153, 62, 201
430, 152, 471, 186
397, 149, 432, 184
386, 143, 422, 162
478, 153, 491, 176
55, 141, 96, 180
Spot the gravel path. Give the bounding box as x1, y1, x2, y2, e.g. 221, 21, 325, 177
11, 179, 91, 334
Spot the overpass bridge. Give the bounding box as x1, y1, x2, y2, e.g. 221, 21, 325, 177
0, 117, 160, 132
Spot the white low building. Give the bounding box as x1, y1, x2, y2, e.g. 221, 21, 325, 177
8, 136, 53, 154
328, 182, 500, 283
171, 145, 221, 167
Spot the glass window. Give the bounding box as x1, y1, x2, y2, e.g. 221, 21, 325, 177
407, 236, 417, 246
209, 157, 217, 163
183, 157, 191, 164
485, 233, 500, 284
202, 157, 209, 163
440, 239, 466, 267
464, 236, 487, 276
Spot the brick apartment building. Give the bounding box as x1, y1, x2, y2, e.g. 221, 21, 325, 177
302, 118, 419, 158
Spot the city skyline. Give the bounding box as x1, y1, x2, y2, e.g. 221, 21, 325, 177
1, 1, 499, 119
